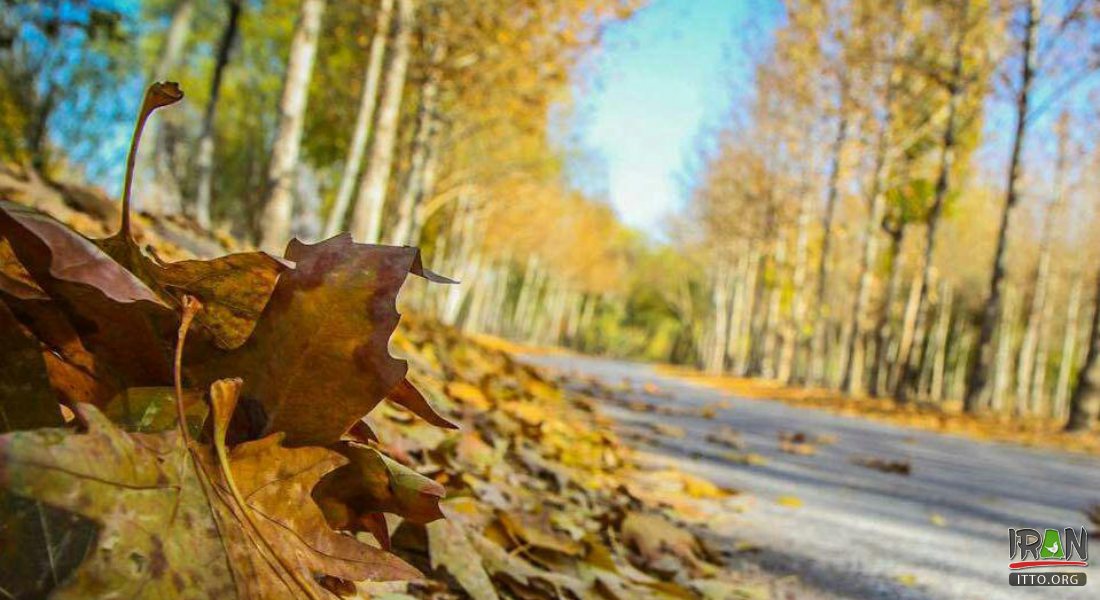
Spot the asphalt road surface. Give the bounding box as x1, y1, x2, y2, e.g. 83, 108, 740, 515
523, 353, 1100, 600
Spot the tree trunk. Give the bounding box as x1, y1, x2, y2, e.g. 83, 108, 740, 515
350, 0, 415, 243
465, 262, 492, 333
870, 227, 904, 396
896, 2, 968, 401
577, 293, 598, 351
1054, 278, 1083, 419
812, 90, 849, 380
965, 0, 1038, 412
258, 0, 327, 252
780, 191, 813, 384
735, 248, 761, 376
1020, 114, 1069, 413
762, 231, 788, 380
707, 261, 732, 374
441, 198, 478, 327
930, 283, 952, 402
1066, 271, 1100, 431
139, 0, 196, 216
488, 262, 512, 334
322, 0, 395, 238
842, 75, 895, 395
1030, 296, 1054, 414
390, 40, 445, 246
1017, 229, 1054, 413
512, 256, 540, 337
193, 0, 242, 229
726, 251, 749, 369
992, 288, 1019, 414
951, 329, 974, 401
890, 271, 923, 398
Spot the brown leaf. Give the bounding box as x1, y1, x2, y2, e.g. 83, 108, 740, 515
0, 299, 63, 432
851, 456, 912, 475
0, 402, 420, 598
213, 234, 451, 447
496, 510, 583, 558
387, 377, 458, 429
620, 512, 702, 576
0, 299, 92, 600
152, 251, 293, 350
5, 298, 117, 406
427, 518, 500, 600
0, 201, 165, 306
0, 236, 47, 300
0, 201, 175, 386
315, 442, 446, 529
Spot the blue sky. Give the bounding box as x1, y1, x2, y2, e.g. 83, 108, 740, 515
570, 0, 783, 237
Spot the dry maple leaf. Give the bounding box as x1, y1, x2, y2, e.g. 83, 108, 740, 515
0, 397, 420, 599
314, 442, 445, 535
0, 300, 64, 432
209, 234, 454, 447
427, 518, 500, 600
0, 236, 47, 300
150, 251, 294, 350
0, 200, 176, 388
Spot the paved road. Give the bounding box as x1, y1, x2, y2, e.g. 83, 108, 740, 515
523, 354, 1100, 600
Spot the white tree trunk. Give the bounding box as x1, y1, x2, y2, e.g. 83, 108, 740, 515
930, 283, 953, 402
707, 261, 732, 374
390, 40, 445, 245
1054, 278, 1083, 419
258, 0, 327, 252
780, 192, 813, 383
137, 0, 195, 216
323, 0, 395, 238
350, 0, 415, 243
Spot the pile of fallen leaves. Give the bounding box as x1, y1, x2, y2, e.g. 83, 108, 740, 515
0, 83, 456, 598
661, 367, 1100, 456
1, 84, 750, 599
366, 319, 747, 599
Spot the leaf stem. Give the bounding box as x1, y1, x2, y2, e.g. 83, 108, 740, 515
175, 295, 202, 444
120, 82, 184, 237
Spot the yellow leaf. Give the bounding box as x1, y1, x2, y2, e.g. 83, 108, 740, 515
776, 496, 803, 508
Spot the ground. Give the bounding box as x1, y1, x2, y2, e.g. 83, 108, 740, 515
524, 353, 1100, 600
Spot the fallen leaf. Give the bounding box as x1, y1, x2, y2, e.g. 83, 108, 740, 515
705, 427, 743, 450
776, 496, 803, 508
427, 519, 500, 600
778, 440, 816, 456
385, 377, 457, 430
0, 300, 63, 432
0, 401, 420, 598
445, 381, 491, 410
0, 201, 165, 306
0, 201, 175, 386
152, 251, 293, 349
314, 442, 446, 530
852, 456, 912, 476
650, 423, 686, 439
721, 451, 766, 466
101, 386, 207, 436
210, 234, 450, 447
620, 512, 702, 576
0, 236, 47, 300
895, 573, 918, 587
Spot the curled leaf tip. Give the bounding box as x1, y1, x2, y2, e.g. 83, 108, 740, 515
181, 294, 204, 318
146, 81, 184, 109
